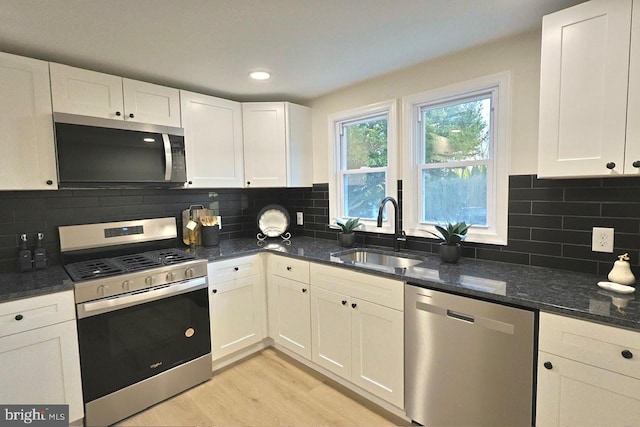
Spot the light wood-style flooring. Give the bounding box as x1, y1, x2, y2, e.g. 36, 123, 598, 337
116, 348, 405, 426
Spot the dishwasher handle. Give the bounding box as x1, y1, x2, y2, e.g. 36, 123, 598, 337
447, 309, 475, 323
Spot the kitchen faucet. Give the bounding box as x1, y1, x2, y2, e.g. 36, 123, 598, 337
377, 196, 406, 251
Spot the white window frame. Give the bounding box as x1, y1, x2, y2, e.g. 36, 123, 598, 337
328, 100, 398, 234
402, 71, 511, 245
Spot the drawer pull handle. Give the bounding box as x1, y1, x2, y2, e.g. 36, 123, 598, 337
212, 289, 217, 294
286, 266, 292, 271
14, 314, 24, 321
342, 300, 347, 305
543, 361, 553, 370
351, 303, 357, 309
622, 349, 634, 359
302, 288, 307, 293
234, 267, 239, 271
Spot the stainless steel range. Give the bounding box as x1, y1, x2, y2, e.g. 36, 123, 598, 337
59, 218, 211, 427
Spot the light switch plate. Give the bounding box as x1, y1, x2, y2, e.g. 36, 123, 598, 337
296, 212, 304, 226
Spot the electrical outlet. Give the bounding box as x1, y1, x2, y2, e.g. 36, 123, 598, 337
296, 212, 304, 226
216, 216, 222, 229
592, 227, 614, 253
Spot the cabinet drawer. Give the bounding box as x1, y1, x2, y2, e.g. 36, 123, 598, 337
539, 312, 640, 380
310, 263, 403, 311
0, 291, 76, 338
268, 256, 309, 284
208, 255, 261, 283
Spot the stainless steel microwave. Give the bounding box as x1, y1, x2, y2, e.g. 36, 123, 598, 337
53, 113, 187, 188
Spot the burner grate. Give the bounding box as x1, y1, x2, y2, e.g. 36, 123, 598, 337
145, 249, 197, 265
112, 253, 162, 272
64, 259, 125, 282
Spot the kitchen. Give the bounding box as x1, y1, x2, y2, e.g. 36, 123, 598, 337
1, 0, 640, 426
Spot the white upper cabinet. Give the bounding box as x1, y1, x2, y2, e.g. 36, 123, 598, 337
538, 0, 636, 178
181, 90, 244, 188
50, 63, 181, 127
242, 102, 312, 188
0, 52, 57, 190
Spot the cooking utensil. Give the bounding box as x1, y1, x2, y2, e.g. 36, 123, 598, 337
182, 205, 213, 245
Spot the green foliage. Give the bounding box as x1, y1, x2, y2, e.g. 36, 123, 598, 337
345, 119, 387, 168
424, 99, 489, 164
333, 217, 363, 233
427, 222, 471, 245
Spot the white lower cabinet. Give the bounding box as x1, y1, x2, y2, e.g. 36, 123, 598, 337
207, 255, 266, 361
310, 263, 404, 408
0, 291, 83, 423
268, 275, 311, 358
536, 312, 640, 426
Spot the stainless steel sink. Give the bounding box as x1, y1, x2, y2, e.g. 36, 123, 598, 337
331, 249, 423, 269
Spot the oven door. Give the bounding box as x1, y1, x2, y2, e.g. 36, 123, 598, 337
76, 277, 210, 403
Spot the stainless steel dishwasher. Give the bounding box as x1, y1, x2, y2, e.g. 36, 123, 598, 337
405, 284, 535, 427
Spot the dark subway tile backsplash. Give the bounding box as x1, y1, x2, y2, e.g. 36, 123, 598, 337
1, 174, 640, 277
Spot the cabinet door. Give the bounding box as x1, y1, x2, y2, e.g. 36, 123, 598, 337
269, 274, 311, 358
625, 1, 640, 175
122, 78, 181, 127
242, 102, 287, 187
181, 91, 244, 187
538, 0, 632, 177
536, 352, 640, 427
209, 274, 266, 360
351, 298, 404, 408
50, 62, 124, 119
310, 286, 352, 379
0, 320, 84, 423
0, 53, 57, 190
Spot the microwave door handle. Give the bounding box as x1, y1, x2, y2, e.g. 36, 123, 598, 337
162, 134, 172, 181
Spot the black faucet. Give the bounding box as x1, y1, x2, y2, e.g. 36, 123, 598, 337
377, 196, 406, 251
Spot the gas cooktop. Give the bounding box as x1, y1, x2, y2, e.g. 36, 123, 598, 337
64, 248, 197, 282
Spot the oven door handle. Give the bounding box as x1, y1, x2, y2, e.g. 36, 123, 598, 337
77, 277, 207, 319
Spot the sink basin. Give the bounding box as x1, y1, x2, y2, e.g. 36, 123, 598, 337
331, 249, 423, 269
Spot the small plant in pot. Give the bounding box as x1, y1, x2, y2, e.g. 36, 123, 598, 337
331, 218, 363, 247
427, 222, 470, 263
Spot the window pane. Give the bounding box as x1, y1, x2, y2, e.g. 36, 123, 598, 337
422, 166, 487, 226
423, 96, 491, 164
342, 118, 388, 169
343, 172, 386, 220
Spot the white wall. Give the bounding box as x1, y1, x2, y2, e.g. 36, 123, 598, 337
309, 29, 542, 182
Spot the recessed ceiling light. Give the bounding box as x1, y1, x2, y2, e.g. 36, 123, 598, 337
249, 71, 271, 80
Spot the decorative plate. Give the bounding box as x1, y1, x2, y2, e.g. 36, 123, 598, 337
257, 204, 290, 238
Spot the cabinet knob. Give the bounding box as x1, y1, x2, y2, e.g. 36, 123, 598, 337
129, 113, 135, 118
234, 267, 239, 271
543, 361, 553, 370
247, 181, 251, 185
606, 162, 616, 170
302, 288, 307, 293
212, 289, 217, 294
622, 349, 633, 359
46, 180, 53, 185
633, 160, 640, 168
14, 314, 23, 321
351, 303, 357, 309
342, 300, 347, 305
115, 111, 121, 117
188, 181, 193, 185
286, 266, 292, 271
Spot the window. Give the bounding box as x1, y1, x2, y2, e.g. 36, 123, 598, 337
329, 100, 397, 233
403, 72, 510, 244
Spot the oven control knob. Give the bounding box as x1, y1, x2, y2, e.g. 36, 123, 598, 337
145, 276, 156, 287
97, 285, 109, 297
122, 280, 132, 291
185, 268, 195, 278
166, 272, 175, 281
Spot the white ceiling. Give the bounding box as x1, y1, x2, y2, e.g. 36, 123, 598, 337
0, 0, 586, 103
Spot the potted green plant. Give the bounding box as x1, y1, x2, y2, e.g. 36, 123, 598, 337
331, 217, 363, 247
427, 222, 470, 263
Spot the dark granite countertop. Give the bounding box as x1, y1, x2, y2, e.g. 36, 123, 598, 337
2, 236, 638, 331
0, 265, 73, 303
189, 237, 640, 331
